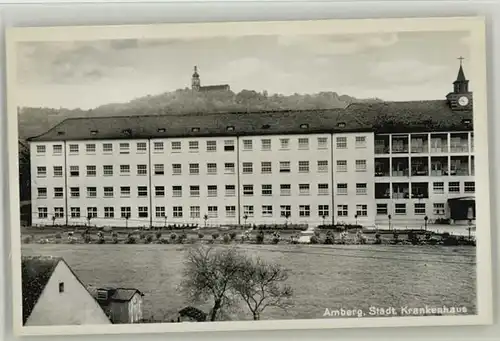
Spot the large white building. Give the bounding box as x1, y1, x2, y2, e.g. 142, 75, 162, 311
27, 63, 475, 229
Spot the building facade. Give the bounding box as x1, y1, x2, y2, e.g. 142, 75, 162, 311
27, 63, 475, 229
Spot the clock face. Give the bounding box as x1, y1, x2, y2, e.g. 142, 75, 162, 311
458, 96, 469, 106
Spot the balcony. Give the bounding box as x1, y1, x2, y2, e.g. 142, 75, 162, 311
410, 134, 429, 154
392, 182, 409, 199
411, 182, 429, 199
392, 157, 409, 177
411, 157, 429, 176
375, 158, 390, 177
375, 183, 390, 199
430, 133, 448, 153
391, 135, 409, 154
450, 156, 469, 176
450, 133, 469, 153
375, 136, 390, 154
430, 156, 449, 176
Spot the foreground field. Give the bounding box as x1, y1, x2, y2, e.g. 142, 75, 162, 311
21, 244, 476, 321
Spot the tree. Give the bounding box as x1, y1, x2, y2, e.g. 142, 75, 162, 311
233, 257, 293, 320
180, 246, 246, 321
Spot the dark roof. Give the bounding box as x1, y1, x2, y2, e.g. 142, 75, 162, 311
28, 100, 472, 142
88, 286, 143, 302
178, 306, 207, 322
456, 65, 467, 82
21, 256, 62, 324
199, 84, 230, 91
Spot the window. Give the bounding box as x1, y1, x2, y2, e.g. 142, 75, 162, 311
226, 206, 236, 218
173, 206, 183, 218
190, 185, 200, 197
86, 187, 97, 198
280, 161, 291, 173
280, 184, 291, 196
224, 140, 235, 151
137, 207, 148, 218
243, 205, 254, 217
414, 203, 426, 215
154, 142, 164, 152
82, 165, 95, 178
86, 143, 96, 153
207, 185, 217, 197
242, 162, 253, 174
261, 184, 273, 196
70, 207, 81, 218
355, 160, 367, 172
336, 137, 347, 149
376, 204, 388, 215
433, 203, 446, 215
172, 164, 182, 175
37, 188, 47, 199
433, 182, 445, 194
171, 141, 181, 151
337, 205, 348, 217
154, 164, 164, 175
298, 161, 309, 173
207, 163, 217, 174
261, 139, 271, 151
356, 204, 368, 217
69, 166, 79, 177
317, 137, 328, 149
70, 187, 80, 198
280, 138, 290, 150
69, 144, 79, 154
137, 186, 148, 197
104, 207, 114, 218
189, 163, 199, 175
120, 165, 130, 175
243, 139, 253, 151
137, 164, 147, 175
189, 141, 199, 152
318, 183, 329, 195
120, 186, 131, 197
298, 138, 309, 150
136, 142, 147, 152
104, 187, 114, 198
355, 136, 367, 148
156, 206, 166, 218
224, 163, 235, 174
59, 282, 64, 293
103, 143, 113, 153
36, 145, 46, 154
464, 181, 475, 193
299, 205, 310, 217
119, 143, 130, 154
337, 183, 348, 195
172, 186, 182, 197
52, 145, 62, 155
207, 206, 218, 218
395, 203, 406, 215
206, 140, 217, 152
225, 185, 236, 197
356, 183, 367, 195
317, 160, 328, 173
54, 207, 64, 218
262, 205, 273, 217
243, 185, 254, 196
318, 205, 329, 217
299, 184, 310, 196
53, 166, 63, 177
37, 166, 47, 177
120, 207, 131, 219
103, 165, 113, 176
336, 160, 347, 172
261, 162, 272, 174
54, 187, 63, 198
449, 182, 460, 193
87, 207, 98, 218
155, 186, 165, 197
280, 205, 291, 217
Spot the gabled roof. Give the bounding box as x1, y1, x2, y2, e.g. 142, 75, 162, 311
27, 100, 473, 142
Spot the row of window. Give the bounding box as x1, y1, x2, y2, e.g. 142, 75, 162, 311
34, 136, 368, 156
375, 203, 447, 216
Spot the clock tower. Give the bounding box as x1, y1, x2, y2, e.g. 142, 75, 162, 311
446, 57, 473, 111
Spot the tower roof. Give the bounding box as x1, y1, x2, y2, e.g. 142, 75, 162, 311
456, 64, 467, 82
192, 65, 199, 78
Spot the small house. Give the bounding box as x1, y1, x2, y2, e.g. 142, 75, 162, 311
177, 306, 207, 322
21, 256, 111, 326
89, 287, 144, 324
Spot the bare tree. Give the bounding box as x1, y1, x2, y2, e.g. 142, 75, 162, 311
233, 257, 293, 320
180, 246, 245, 321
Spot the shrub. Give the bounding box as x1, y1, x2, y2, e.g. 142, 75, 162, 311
55, 233, 62, 239
271, 237, 280, 244
139, 232, 146, 240
160, 238, 169, 244
126, 236, 137, 244
111, 232, 118, 238
22, 236, 32, 244
374, 233, 382, 244
155, 231, 162, 240
310, 235, 320, 244
170, 233, 178, 242
83, 235, 92, 244
146, 234, 154, 244
256, 232, 264, 244
314, 231, 321, 238
324, 231, 334, 245
212, 233, 220, 240
223, 234, 231, 244
230, 232, 237, 240
198, 232, 204, 239
112, 237, 119, 244
97, 238, 105, 244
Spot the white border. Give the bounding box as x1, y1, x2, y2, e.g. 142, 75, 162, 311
5, 17, 492, 336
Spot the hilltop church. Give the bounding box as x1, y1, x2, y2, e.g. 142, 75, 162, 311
191, 66, 231, 92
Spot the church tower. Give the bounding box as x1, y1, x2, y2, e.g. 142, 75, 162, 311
191, 66, 200, 91
446, 57, 473, 111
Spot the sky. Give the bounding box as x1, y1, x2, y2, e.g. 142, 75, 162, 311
15, 30, 472, 110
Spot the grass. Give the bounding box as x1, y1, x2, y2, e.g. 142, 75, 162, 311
21, 244, 476, 322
